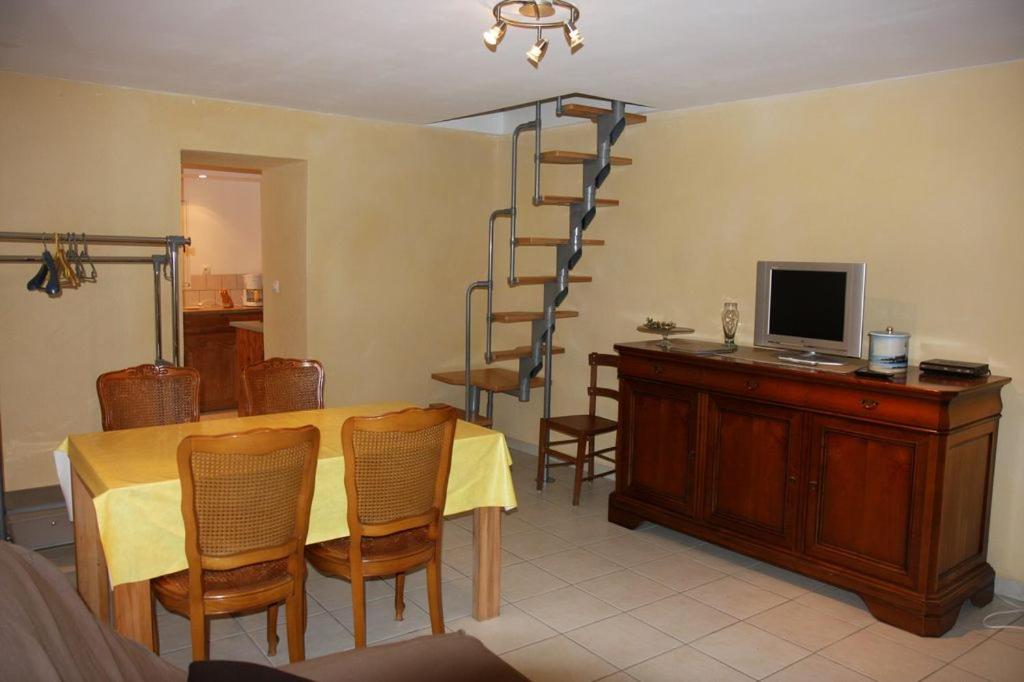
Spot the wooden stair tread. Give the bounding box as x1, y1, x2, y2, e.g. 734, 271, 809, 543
431, 368, 544, 392
515, 237, 605, 247
561, 103, 647, 125
540, 150, 632, 166
538, 195, 619, 207
491, 345, 565, 361
491, 310, 579, 323
428, 403, 493, 428
511, 275, 592, 287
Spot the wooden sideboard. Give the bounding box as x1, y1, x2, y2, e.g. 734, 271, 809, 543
610, 341, 1010, 636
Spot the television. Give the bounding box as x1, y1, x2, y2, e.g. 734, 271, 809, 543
754, 261, 866, 362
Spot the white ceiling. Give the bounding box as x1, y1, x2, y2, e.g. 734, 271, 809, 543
1, 0, 1022, 129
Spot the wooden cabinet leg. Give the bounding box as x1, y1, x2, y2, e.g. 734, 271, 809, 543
472, 506, 501, 620
72, 470, 110, 623
607, 496, 643, 529
113, 580, 156, 652
970, 581, 994, 608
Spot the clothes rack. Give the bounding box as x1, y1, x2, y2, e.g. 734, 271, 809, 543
0, 230, 190, 541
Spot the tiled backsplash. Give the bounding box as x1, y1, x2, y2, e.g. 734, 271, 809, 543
183, 273, 249, 308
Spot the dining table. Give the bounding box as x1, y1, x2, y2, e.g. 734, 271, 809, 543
64, 401, 517, 652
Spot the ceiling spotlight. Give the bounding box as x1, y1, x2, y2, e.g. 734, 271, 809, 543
483, 20, 507, 50
484, 1, 582, 68
197, 174, 208, 179
526, 35, 549, 67
563, 20, 583, 52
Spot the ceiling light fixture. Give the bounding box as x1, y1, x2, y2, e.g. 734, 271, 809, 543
484, 0, 582, 67
197, 174, 208, 179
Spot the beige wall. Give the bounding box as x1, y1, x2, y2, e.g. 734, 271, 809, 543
182, 171, 262, 279
490, 61, 1024, 585
0, 72, 500, 489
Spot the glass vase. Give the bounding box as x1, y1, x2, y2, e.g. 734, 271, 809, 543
722, 302, 739, 347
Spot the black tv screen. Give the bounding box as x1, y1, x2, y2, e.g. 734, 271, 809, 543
768, 270, 847, 342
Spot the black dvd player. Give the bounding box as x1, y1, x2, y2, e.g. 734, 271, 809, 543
919, 359, 990, 377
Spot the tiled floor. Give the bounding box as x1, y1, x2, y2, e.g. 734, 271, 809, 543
153, 450, 1024, 681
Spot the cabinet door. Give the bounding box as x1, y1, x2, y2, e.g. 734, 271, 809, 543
804, 415, 929, 587
704, 395, 803, 549
184, 331, 237, 412
620, 378, 699, 516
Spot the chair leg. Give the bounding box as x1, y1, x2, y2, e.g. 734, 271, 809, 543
573, 437, 587, 506
587, 435, 596, 481
267, 604, 280, 656
352, 575, 367, 648
426, 557, 445, 635
536, 420, 549, 490
189, 611, 209, 661
285, 591, 305, 663
394, 572, 406, 621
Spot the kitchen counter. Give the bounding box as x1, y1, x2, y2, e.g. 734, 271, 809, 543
184, 306, 263, 315
229, 320, 264, 334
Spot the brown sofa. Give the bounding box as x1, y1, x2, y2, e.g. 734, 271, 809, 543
0, 541, 527, 681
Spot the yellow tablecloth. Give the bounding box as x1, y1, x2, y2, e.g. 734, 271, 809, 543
65, 402, 517, 586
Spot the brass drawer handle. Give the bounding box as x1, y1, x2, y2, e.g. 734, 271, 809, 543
746, 380, 759, 391
809, 480, 818, 492
652, 363, 664, 375
861, 398, 879, 410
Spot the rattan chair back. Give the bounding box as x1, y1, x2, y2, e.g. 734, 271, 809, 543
96, 364, 200, 431
177, 426, 320, 572
240, 358, 325, 417
342, 407, 457, 541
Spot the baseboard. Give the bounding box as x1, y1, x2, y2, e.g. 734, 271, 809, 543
996, 576, 1024, 601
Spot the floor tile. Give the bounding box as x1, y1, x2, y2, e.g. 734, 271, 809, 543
304, 573, 393, 611
545, 515, 630, 545
443, 523, 474, 549
627, 644, 754, 681
577, 570, 676, 611
235, 596, 326, 633
516, 585, 620, 632
732, 561, 827, 599
502, 528, 576, 560
630, 593, 737, 643
633, 524, 704, 553
693, 622, 811, 679
632, 553, 727, 592
532, 547, 622, 584
794, 588, 876, 627
507, 500, 582, 528
992, 615, 1024, 650
923, 665, 988, 681
866, 620, 989, 662
501, 514, 541, 536
567, 613, 681, 669
584, 534, 674, 567
501, 635, 617, 682
951, 598, 1021, 638
405, 576, 474, 621
382, 562, 463, 592
257, 611, 354, 666
330, 597, 434, 645
683, 543, 759, 575
747, 601, 863, 651
162, 632, 269, 670
449, 604, 557, 654
501, 561, 571, 602
685, 576, 789, 619
763, 654, 872, 681
950, 637, 1024, 682
598, 672, 639, 682
443, 544, 521, 576
157, 611, 243, 653
820, 629, 945, 682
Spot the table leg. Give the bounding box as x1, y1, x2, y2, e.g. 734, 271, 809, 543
72, 470, 109, 623
114, 580, 157, 652
472, 506, 501, 620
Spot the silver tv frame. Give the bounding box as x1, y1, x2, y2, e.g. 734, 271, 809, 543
754, 261, 866, 360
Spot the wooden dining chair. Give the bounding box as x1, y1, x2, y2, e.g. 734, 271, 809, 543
305, 406, 457, 648
152, 426, 320, 663
96, 364, 200, 431
537, 352, 620, 505
239, 357, 325, 417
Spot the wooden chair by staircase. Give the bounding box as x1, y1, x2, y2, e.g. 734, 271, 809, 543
537, 352, 619, 505
305, 406, 457, 648
96, 364, 200, 431
240, 357, 325, 417
152, 426, 320, 663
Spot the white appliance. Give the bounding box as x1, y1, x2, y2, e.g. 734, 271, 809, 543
242, 273, 263, 307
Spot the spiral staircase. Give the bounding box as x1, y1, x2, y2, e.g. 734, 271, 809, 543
431, 97, 645, 428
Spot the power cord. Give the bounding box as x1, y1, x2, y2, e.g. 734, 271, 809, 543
983, 595, 1024, 631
